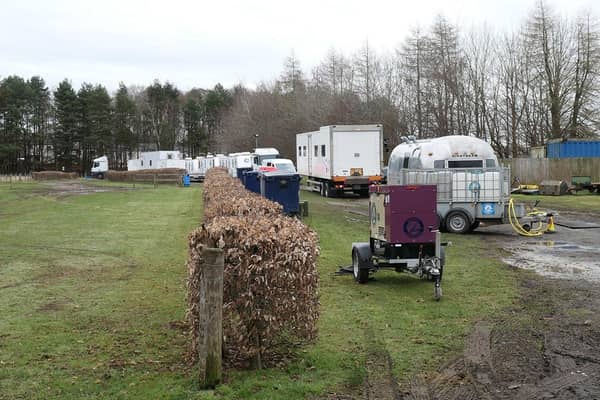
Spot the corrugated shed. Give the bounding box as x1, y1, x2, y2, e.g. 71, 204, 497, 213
547, 140, 600, 158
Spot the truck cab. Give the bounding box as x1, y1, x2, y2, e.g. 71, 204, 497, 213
91, 156, 108, 179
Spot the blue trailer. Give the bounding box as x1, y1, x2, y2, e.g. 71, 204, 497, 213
260, 172, 300, 214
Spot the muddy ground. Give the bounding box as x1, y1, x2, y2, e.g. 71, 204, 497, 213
409, 210, 600, 400
412, 212, 600, 399
9, 180, 139, 199
326, 196, 600, 399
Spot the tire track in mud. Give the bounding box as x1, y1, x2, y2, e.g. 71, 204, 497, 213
364, 347, 401, 400
405, 278, 600, 400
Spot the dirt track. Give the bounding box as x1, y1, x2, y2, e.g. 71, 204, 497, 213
404, 210, 600, 399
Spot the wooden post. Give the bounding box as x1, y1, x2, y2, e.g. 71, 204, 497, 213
198, 247, 224, 389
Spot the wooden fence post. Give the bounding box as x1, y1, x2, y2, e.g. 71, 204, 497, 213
198, 247, 224, 389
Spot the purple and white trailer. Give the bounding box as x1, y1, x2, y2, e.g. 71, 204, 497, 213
351, 184, 448, 300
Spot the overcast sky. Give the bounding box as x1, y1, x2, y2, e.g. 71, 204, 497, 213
1, 0, 598, 93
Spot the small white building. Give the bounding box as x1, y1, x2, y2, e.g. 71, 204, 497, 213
127, 151, 186, 171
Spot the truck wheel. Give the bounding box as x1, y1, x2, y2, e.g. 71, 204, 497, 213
352, 249, 369, 284
324, 184, 331, 198
97, 173, 104, 180
445, 210, 470, 234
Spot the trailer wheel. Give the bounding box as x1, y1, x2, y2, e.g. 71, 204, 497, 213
445, 210, 470, 234
352, 249, 369, 284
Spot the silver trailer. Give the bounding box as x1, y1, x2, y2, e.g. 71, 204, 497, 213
388, 135, 523, 233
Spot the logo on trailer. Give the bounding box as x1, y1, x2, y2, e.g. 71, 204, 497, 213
403, 217, 425, 238
481, 203, 495, 215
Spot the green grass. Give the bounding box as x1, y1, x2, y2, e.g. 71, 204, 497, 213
0, 181, 202, 399
0, 182, 520, 399
512, 192, 600, 213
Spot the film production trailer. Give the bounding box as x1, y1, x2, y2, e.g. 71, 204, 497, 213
387, 135, 524, 234
296, 125, 383, 197
127, 151, 185, 171
227, 152, 253, 179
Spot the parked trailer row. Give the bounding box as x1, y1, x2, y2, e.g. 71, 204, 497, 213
97, 148, 284, 182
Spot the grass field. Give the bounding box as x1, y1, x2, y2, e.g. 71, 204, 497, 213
0, 181, 202, 399
1, 181, 520, 399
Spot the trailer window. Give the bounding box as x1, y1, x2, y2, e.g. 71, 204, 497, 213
485, 159, 496, 168
302, 146, 306, 156
402, 154, 409, 169
434, 160, 445, 169
298, 146, 301, 157
321, 145, 326, 157
314, 145, 318, 157
141, 160, 144, 166
149, 160, 152, 167
447, 160, 483, 168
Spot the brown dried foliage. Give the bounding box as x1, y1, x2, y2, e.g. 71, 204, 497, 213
32, 171, 78, 180
106, 169, 185, 182
186, 168, 320, 369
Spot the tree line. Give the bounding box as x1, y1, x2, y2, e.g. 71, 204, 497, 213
0, 78, 232, 174
222, 2, 600, 159
1, 1, 598, 174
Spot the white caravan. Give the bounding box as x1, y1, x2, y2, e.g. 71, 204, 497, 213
127, 151, 185, 171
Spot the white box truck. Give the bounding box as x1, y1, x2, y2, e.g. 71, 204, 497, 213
296, 125, 383, 197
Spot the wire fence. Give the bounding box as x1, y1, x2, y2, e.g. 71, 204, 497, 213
0, 174, 33, 183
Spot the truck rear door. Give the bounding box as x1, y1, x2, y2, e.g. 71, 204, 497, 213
332, 129, 381, 177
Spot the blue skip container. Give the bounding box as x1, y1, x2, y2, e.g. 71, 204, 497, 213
237, 167, 252, 181
260, 172, 300, 215
243, 170, 261, 194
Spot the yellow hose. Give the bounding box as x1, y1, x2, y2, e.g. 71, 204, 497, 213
508, 198, 546, 237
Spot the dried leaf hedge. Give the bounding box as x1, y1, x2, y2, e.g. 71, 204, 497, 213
187, 168, 320, 369
32, 171, 78, 180
106, 168, 185, 182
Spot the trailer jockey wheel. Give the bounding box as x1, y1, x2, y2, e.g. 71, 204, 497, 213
352, 249, 369, 284
445, 210, 470, 234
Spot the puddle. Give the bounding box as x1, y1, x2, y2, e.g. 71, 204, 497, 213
504, 239, 600, 282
